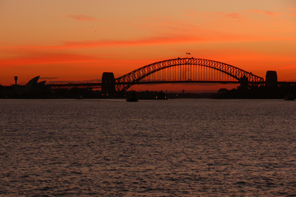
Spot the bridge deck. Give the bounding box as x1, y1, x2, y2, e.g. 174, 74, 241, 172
48, 80, 270, 88
48, 81, 296, 88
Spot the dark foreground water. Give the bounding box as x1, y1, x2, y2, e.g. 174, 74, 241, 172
1, 99, 296, 196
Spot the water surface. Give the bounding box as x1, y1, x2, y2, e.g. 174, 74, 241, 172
1, 99, 296, 196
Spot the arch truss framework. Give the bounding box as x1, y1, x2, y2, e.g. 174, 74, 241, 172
115, 58, 264, 92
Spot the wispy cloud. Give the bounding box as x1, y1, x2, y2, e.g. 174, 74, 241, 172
0, 36, 208, 51
65, 14, 101, 22
248, 10, 282, 16
225, 13, 241, 19
61, 36, 205, 48
185, 9, 282, 19
287, 8, 296, 11
214, 12, 241, 19
184, 10, 242, 19
2, 34, 285, 52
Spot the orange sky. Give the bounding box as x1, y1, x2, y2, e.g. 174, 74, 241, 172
0, 0, 296, 91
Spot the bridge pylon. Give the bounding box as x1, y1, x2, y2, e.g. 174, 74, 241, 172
239, 76, 249, 89
102, 72, 115, 96
265, 71, 277, 88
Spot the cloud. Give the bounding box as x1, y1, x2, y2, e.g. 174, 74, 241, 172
66, 15, 101, 22
61, 36, 204, 48
184, 10, 242, 19
248, 10, 282, 16
0, 34, 282, 52
1, 31, 296, 55
214, 12, 241, 19
0, 36, 208, 51
186, 9, 281, 19
225, 13, 241, 19
287, 8, 296, 11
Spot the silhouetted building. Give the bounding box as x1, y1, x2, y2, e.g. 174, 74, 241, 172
102, 72, 115, 96
266, 71, 277, 88
1, 76, 51, 98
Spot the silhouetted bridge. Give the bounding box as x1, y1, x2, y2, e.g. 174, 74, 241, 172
50, 57, 286, 92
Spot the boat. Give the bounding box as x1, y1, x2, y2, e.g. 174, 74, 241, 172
285, 93, 295, 101
126, 91, 138, 102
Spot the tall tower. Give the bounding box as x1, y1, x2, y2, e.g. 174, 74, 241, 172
14, 76, 18, 85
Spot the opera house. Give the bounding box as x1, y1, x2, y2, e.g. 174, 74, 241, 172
0, 76, 51, 98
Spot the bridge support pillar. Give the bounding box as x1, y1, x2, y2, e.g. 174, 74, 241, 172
102, 72, 115, 96
239, 76, 249, 89
265, 71, 277, 88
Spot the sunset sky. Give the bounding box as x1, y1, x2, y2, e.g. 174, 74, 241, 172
1, 0, 296, 91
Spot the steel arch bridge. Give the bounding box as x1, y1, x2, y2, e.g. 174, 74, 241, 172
115, 57, 264, 92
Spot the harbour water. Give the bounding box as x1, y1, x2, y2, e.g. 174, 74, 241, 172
1, 99, 296, 196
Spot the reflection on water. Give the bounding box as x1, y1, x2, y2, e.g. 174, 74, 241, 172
1, 99, 296, 196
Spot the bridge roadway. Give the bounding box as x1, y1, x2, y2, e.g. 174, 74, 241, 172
49, 80, 296, 90
50, 80, 267, 88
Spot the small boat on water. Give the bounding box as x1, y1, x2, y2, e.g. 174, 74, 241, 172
126, 91, 138, 102
284, 93, 295, 101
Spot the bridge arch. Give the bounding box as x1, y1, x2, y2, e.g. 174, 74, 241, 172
115, 57, 264, 91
